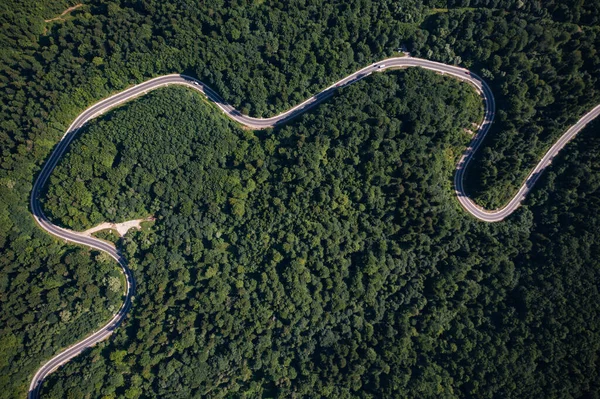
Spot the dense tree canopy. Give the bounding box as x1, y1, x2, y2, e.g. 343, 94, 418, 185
1, 0, 600, 397
40, 72, 600, 398
410, 8, 600, 207
0, 232, 122, 397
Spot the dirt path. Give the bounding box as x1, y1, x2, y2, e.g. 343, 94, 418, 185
82, 217, 154, 237
44, 4, 83, 23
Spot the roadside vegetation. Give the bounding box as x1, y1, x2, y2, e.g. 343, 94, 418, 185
1, 0, 600, 397
92, 229, 121, 245
40, 76, 600, 398
411, 8, 600, 207
0, 239, 122, 397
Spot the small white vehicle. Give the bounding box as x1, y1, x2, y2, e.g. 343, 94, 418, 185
193, 81, 200, 86
378, 64, 386, 69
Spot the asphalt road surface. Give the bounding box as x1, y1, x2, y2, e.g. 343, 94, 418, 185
28, 56, 600, 398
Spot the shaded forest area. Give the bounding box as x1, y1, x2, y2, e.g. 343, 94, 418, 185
41, 74, 600, 398
1, 0, 600, 397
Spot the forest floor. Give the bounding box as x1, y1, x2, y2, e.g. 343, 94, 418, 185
82, 217, 154, 237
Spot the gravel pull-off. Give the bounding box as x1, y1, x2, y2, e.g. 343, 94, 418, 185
82, 217, 154, 237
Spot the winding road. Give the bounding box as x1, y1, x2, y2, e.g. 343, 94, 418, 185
28, 56, 600, 398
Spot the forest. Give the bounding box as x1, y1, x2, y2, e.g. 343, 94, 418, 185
412, 7, 600, 206
0, 0, 599, 397
40, 73, 600, 398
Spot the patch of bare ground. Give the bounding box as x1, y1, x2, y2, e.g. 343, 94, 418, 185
82, 217, 155, 237
44, 3, 83, 23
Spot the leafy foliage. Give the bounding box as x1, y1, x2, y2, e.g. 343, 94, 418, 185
0, 237, 122, 398
1, 1, 420, 395
2, 0, 600, 397
41, 74, 600, 398
411, 8, 600, 207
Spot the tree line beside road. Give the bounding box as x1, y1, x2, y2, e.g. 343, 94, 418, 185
2, 0, 600, 396
410, 8, 600, 207
41, 74, 600, 398
1, 0, 423, 394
